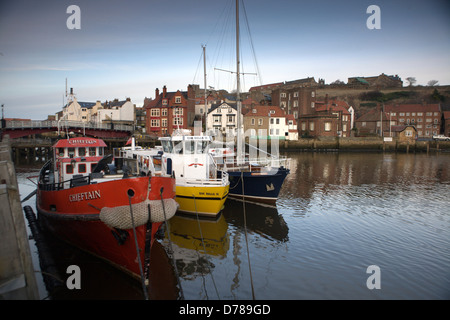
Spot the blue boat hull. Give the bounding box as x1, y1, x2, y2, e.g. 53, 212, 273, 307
227, 167, 290, 204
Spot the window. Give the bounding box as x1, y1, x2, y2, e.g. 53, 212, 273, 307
276, 129, 279, 135
174, 117, 183, 126
400, 113, 405, 116
434, 119, 438, 124
426, 112, 432, 116
162, 118, 168, 127
58, 148, 65, 157
184, 141, 194, 154
251, 118, 255, 125
175, 96, 181, 104
417, 112, 423, 116
311, 102, 315, 108
280, 93, 286, 98
151, 109, 160, 117
324, 122, 332, 131
311, 91, 315, 98
294, 92, 298, 98
227, 115, 234, 123
173, 108, 183, 116
66, 164, 74, 174
162, 108, 168, 116
89, 147, 96, 156
162, 99, 168, 105
301, 122, 306, 131
68, 148, 75, 158
270, 118, 274, 124
293, 100, 298, 107
78, 148, 86, 157
276, 118, 280, 124
258, 119, 263, 126
78, 163, 86, 173
309, 122, 315, 131
91, 163, 97, 171
151, 119, 160, 127
99, 148, 103, 156
362, 122, 366, 127
418, 118, 422, 122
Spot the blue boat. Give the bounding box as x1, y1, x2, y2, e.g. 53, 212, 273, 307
227, 166, 290, 204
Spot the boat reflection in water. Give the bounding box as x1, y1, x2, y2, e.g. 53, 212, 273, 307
223, 200, 289, 242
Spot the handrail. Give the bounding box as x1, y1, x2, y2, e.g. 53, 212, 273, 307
5, 120, 133, 132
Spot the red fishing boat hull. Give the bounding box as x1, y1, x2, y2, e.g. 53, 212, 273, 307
36, 176, 176, 280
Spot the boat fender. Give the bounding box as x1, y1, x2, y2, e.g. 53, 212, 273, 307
99, 198, 178, 229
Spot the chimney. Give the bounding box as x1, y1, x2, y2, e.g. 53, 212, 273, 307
163, 85, 167, 98
70, 88, 74, 95
155, 88, 159, 99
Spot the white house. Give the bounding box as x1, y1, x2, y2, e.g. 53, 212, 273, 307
96, 99, 135, 125
61, 97, 103, 122
206, 102, 242, 136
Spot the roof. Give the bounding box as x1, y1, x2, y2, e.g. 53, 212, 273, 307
208, 102, 237, 114
244, 105, 286, 118
443, 111, 450, 119
145, 89, 188, 109
53, 138, 107, 148
384, 104, 440, 113
315, 99, 351, 114
249, 82, 283, 91
390, 125, 417, 133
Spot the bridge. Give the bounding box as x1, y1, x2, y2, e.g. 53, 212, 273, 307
1, 120, 133, 139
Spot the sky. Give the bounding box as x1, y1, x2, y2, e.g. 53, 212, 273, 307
1, 0, 449, 119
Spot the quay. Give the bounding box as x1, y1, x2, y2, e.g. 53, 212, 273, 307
0, 135, 39, 299
279, 137, 450, 153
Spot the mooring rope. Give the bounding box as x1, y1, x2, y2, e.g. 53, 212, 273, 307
192, 194, 221, 300
128, 189, 149, 300
160, 187, 185, 300
241, 171, 256, 300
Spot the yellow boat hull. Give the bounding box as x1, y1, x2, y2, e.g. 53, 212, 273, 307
175, 184, 229, 217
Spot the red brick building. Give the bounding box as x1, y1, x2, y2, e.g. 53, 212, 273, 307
298, 97, 352, 138
144, 85, 194, 136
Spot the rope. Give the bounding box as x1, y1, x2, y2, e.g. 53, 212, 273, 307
241, 171, 255, 300
160, 187, 185, 300
192, 194, 221, 300
128, 190, 148, 300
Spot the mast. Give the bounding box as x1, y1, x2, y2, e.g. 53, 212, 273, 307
203, 45, 207, 134
236, 0, 243, 162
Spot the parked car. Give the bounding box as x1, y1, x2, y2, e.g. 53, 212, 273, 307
432, 135, 450, 141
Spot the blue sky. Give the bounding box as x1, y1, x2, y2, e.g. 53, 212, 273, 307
1, 0, 449, 119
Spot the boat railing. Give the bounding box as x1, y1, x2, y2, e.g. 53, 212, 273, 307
182, 171, 229, 187
217, 155, 290, 172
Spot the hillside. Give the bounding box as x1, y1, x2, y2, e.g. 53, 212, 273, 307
316, 85, 450, 118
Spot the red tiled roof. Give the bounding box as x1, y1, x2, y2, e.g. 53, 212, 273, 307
244, 105, 286, 117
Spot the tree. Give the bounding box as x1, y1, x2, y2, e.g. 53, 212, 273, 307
427, 80, 438, 86
406, 77, 416, 87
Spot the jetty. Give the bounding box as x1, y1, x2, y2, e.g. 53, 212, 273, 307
0, 135, 39, 299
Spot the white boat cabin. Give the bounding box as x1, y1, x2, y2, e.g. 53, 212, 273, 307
159, 135, 217, 181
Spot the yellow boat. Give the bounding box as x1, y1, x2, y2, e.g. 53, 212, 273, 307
175, 184, 229, 216
159, 131, 230, 217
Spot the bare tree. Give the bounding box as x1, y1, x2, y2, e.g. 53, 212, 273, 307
406, 77, 416, 87
427, 80, 438, 86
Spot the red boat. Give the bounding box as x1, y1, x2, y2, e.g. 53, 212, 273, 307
36, 137, 178, 281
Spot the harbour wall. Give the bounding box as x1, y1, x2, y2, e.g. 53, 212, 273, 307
276, 137, 450, 153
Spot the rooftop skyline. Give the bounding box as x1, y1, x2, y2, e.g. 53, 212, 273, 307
1, 0, 449, 119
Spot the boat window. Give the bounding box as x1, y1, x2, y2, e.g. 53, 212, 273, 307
99, 147, 103, 156
57, 148, 65, 157
68, 148, 75, 158
78, 147, 86, 157
184, 141, 195, 154
78, 163, 86, 173
173, 141, 183, 154
66, 164, 74, 174
91, 163, 97, 171
89, 147, 96, 156
195, 141, 209, 154
161, 140, 173, 153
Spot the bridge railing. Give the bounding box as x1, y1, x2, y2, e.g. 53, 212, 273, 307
5, 120, 133, 132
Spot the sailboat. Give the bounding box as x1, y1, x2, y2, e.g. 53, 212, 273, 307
209, 0, 290, 205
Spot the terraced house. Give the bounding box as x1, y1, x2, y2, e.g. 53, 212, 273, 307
355, 103, 442, 138
144, 86, 190, 136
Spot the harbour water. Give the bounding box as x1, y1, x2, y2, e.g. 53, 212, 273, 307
17, 152, 450, 300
